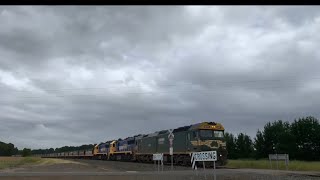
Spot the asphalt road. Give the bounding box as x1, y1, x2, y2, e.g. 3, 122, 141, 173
0, 159, 319, 180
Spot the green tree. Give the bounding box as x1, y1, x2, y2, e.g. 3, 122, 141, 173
224, 132, 237, 159
253, 129, 265, 159
13, 147, 19, 155
235, 133, 253, 158
22, 148, 32, 157
0, 141, 17, 156
291, 116, 320, 161
263, 120, 295, 157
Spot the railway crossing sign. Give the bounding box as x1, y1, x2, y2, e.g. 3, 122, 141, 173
168, 129, 174, 155
190, 151, 217, 180
168, 129, 174, 139
191, 151, 217, 163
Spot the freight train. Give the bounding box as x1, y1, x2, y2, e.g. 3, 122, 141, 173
40, 122, 228, 166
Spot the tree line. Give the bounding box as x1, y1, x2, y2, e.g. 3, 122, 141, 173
225, 116, 320, 161
0, 141, 42, 157
0, 141, 94, 157
0, 141, 19, 156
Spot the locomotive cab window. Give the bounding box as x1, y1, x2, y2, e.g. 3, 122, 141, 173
214, 131, 224, 138
199, 130, 213, 139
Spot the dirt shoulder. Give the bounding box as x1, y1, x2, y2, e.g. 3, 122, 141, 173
0, 159, 319, 180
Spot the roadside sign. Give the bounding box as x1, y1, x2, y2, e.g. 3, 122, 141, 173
190, 151, 217, 180
269, 154, 289, 170
191, 151, 217, 169
269, 154, 289, 161
191, 151, 217, 162
153, 153, 163, 161
153, 153, 164, 172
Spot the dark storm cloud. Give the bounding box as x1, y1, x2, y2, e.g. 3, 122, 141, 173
0, 6, 320, 149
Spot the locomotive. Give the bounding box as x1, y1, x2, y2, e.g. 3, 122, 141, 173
41, 122, 227, 166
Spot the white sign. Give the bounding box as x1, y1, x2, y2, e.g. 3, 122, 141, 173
153, 153, 163, 161
192, 151, 217, 162
168, 129, 174, 139
169, 147, 173, 155
191, 151, 217, 169
269, 154, 289, 170
269, 154, 289, 161
158, 138, 165, 144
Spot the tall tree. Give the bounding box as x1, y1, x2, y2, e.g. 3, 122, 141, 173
263, 120, 295, 156
254, 129, 265, 159
224, 132, 237, 159
0, 141, 18, 156
291, 116, 320, 160
22, 148, 32, 157
235, 133, 253, 158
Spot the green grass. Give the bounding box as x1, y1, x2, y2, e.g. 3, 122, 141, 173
226, 159, 320, 171
0, 157, 42, 169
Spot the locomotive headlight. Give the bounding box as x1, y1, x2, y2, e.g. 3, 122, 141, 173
220, 154, 222, 157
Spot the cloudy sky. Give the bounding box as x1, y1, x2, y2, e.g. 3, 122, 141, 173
1, 6, 320, 149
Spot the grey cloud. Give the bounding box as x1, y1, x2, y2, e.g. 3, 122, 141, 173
271, 6, 320, 26
0, 6, 320, 149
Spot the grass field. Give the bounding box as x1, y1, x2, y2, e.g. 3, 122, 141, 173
226, 159, 320, 171
1, 157, 319, 172
0, 157, 82, 170
0, 157, 42, 169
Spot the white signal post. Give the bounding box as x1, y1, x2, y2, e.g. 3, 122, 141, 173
168, 129, 174, 170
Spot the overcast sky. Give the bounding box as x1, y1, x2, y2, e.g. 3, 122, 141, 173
1, 6, 320, 149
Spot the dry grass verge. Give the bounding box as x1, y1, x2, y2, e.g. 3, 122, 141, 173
226, 159, 320, 171
0, 157, 86, 170
0, 157, 41, 169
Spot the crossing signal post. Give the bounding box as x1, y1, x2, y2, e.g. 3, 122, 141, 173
168, 129, 174, 170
